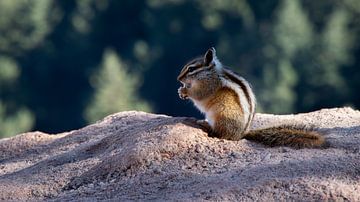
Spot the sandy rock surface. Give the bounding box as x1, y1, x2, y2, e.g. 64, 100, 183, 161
0, 107, 359, 201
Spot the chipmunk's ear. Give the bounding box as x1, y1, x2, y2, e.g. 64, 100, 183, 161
204, 47, 217, 66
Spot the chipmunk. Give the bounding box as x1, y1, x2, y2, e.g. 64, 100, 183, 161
177, 47, 325, 148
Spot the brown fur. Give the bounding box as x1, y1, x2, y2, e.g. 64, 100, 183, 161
177, 48, 326, 149
244, 125, 325, 149
178, 67, 221, 101
223, 69, 253, 112
205, 87, 247, 140
177, 57, 203, 81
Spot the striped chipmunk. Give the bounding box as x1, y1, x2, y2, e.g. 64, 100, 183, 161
177, 47, 325, 148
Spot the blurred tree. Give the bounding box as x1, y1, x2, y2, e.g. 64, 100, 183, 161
0, 56, 34, 138
0, 0, 58, 55
257, 0, 313, 113
0, 0, 56, 137
294, 3, 356, 110
0, 101, 34, 138
84, 48, 152, 123
0, 0, 359, 137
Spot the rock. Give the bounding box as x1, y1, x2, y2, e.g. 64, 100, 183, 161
0, 108, 359, 201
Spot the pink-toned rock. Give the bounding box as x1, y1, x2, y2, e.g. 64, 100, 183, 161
0, 107, 359, 201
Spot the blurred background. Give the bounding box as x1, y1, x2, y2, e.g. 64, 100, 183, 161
0, 0, 359, 138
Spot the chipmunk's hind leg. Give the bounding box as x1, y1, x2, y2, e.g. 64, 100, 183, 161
212, 116, 246, 141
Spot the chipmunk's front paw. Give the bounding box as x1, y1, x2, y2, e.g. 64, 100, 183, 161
197, 120, 217, 137
178, 87, 189, 100
196, 120, 211, 130
196, 120, 213, 134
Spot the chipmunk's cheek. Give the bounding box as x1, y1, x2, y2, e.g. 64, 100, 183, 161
181, 80, 192, 88
180, 80, 190, 88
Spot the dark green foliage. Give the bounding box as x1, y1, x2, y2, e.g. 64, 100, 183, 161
85, 48, 151, 123
0, 0, 359, 137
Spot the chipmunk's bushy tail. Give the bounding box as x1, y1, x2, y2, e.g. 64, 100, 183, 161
244, 125, 325, 149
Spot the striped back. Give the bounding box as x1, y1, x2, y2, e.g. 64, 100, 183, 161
222, 68, 256, 131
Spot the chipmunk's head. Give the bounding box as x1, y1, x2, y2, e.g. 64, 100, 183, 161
177, 47, 222, 87
177, 47, 223, 100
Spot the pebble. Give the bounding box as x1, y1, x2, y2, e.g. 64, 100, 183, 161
263, 153, 271, 161
195, 144, 203, 153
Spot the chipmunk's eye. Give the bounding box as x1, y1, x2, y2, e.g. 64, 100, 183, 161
187, 66, 197, 73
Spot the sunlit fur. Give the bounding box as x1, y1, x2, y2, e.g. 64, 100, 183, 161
245, 125, 325, 149
177, 48, 325, 148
